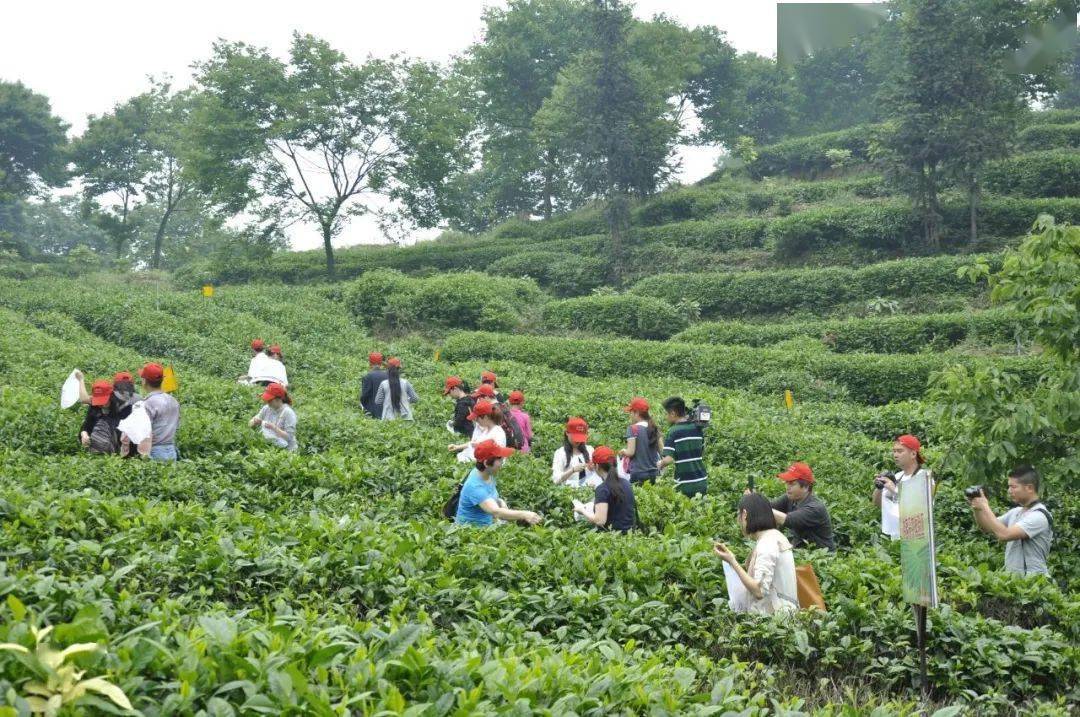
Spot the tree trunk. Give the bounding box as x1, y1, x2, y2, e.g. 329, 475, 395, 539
606, 192, 629, 284
322, 224, 336, 280
542, 148, 555, 220
923, 162, 941, 250
151, 205, 175, 270
968, 174, 979, 244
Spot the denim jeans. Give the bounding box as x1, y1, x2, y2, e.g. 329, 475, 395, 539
149, 444, 178, 462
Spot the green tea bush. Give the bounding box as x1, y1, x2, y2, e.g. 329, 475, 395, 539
1017, 121, 1080, 150
748, 125, 877, 179
344, 269, 547, 332
1024, 108, 1080, 125
630, 184, 745, 225
674, 309, 1028, 353
540, 294, 689, 340
488, 248, 608, 297
983, 150, 1080, 198
634, 217, 767, 250
632, 253, 1000, 319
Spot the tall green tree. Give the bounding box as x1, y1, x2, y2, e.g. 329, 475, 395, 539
534, 0, 681, 281
71, 80, 196, 265
0, 80, 69, 199
189, 34, 470, 278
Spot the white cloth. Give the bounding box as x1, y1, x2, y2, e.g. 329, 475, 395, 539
744, 530, 798, 615
456, 423, 506, 463
551, 446, 601, 488
60, 370, 81, 409
881, 468, 934, 539
247, 354, 288, 386
723, 563, 751, 612
117, 402, 152, 445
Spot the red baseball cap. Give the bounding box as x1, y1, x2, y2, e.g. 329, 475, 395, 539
591, 445, 616, 465
387, 357, 402, 368
251, 339, 265, 351
90, 380, 113, 407
896, 434, 924, 462
368, 352, 384, 366
565, 417, 589, 444
481, 370, 498, 384
508, 390, 524, 405
467, 399, 495, 421
261, 382, 287, 402
474, 439, 515, 462
778, 462, 815, 484
139, 363, 164, 382
472, 384, 496, 399
269, 344, 282, 356
623, 397, 650, 414
443, 376, 463, 395
113, 371, 132, 383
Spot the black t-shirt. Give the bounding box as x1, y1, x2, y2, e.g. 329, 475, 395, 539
594, 478, 636, 533
452, 396, 475, 436
771, 494, 836, 551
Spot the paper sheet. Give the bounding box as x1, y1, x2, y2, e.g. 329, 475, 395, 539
60, 370, 81, 409
723, 562, 751, 612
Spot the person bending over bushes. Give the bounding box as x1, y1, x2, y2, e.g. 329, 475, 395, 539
762, 462, 835, 552
250, 382, 297, 451
714, 493, 799, 615
873, 434, 933, 540
374, 358, 419, 421
455, 439, 543, 527
658, 396, 707, 498
967, 465, 1053, 577
443, 376, 474, 435
506, 391, 533, 454
619, 397, 663, 485
552, 417, 600, 488
449, 399, 506, 462
574, 446, 636, 533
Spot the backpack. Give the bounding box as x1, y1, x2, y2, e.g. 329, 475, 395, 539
442, 482, 464, 520
499, 404, 525, 450
87, 411, 120, 454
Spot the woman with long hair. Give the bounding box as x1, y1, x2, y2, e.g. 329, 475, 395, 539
551, 417, 599, 488
250, 382, 298, 451
714, 493, 798, 615
574, 446, 636, 533
374, 357, 419, 421
619, 397, 663, 485
449, 399, 505, 462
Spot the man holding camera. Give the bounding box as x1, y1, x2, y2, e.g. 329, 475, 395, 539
967, 465, 1053, 577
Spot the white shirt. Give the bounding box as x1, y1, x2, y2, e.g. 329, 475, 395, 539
746, 529, 798, 616
551, 445, 601, 488
881, 468, 934, 539
456, 423, 506, 463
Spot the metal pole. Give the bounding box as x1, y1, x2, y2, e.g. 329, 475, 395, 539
915, 604, 928, 696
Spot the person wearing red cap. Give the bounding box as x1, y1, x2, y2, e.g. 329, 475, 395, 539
449, 399, 507, 463
77, 380, 122, 454
268, 344, 284, 363
874, 434, 934, 539
506, 391, 532, 454
373, 358, 419, 421
479, 371, 504, 404
139, 362, 180, 461
552, 417, 600, 488
767, 462, 835, 552
250, 382, 297, 451
251, 339, 266, 355
573, 446, 637, 533
619, 397, 663, 485
454, 439, 542, 527
359, 352, 388, 418
443, 376, 475, 436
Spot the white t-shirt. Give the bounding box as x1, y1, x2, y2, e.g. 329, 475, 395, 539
258, 404, 298, 451
881, 468, 934, 539
551, 445, 601, 488
456, 423, 506, 463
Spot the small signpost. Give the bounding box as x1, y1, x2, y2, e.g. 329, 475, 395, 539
202, 284, 214, 298
783, 389, 794, 410
899, 470, 938, 695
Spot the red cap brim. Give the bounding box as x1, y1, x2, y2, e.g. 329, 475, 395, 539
91, 395, 110, 407
261, 391, 275, 401
567, 432, 589, 444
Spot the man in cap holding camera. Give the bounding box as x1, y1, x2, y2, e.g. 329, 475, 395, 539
967, 465, 1053, 577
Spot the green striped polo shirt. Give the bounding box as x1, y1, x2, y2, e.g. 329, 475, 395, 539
663, 421, 707, 486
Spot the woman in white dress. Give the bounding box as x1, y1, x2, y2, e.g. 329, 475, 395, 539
713, 492, 799, 616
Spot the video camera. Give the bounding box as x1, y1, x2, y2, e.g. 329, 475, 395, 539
690, 398, 712, 427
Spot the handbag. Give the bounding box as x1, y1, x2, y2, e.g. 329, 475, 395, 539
795, 563, 826, 611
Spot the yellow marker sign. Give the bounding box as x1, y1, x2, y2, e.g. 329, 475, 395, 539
434, 349, 441, 362
161, 365, 179, 393
202, 285, 214, 298
784, 389, 794, 410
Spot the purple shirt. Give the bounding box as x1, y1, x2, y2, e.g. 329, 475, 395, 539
509, 407, 533, 453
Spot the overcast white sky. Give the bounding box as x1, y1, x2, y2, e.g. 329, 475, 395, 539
3, 0, 811, 250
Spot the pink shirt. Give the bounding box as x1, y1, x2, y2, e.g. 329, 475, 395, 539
509, 407, 533, 453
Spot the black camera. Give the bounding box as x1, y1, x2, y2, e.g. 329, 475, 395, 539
964, 485, 985, 500
874, 472, 892, 490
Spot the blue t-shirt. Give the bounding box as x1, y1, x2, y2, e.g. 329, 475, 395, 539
626, 421, 660, 479
455, 469, 499, 526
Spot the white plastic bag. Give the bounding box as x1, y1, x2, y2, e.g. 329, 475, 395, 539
117, 401, 152, 445
60, 370, 81, 409
248, 353, 288, 386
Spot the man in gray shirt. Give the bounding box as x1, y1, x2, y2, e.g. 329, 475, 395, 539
968, 465, 1052, 576
139, 363, 180, 462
